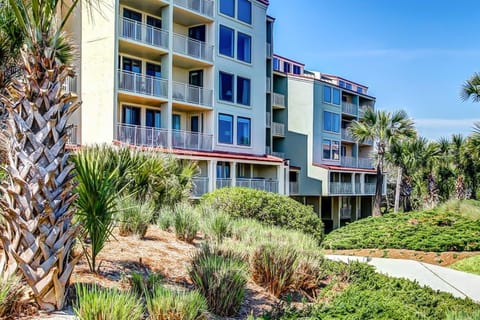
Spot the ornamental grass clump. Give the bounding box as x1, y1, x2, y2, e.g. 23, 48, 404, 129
189, 245, 247, 317
116, 197, 155, 238
130, 272, 163, 296
0, 275, 25, 318
200, 207, 232, 244
145, 285, 207, 320
74, 284, 144, 320
173, 203, 199, 243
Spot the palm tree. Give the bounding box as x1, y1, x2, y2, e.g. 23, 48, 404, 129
387, 138, 415, 213
461, 73, 480, 103
350, 108, 415, 217
0, 0, 97, 311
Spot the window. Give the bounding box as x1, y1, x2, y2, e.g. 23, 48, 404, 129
237, 76, 251, 106
122, 105, 141, 125
220, 0, 235, 17
123, 8, 142, 22
284, 62, 291, 73
146, 109, 161, 128
323, 139, 331, 159
172, 114, 181, 130
332, 141, 340, 160
341, 146, 347, 157
346, 83, 352, 90
357, 87, 363, 94
238, 0, 252, 24
146, 63, 161, 77
219, 25, 234, 57
323, 86, 332, 103
218, 114, 233, 144
339, 80, 346, 88
332, 88, 341, 105
122, 57, 141, 73
219, 72, 234, 102
323, 111, 340, 133
273, 57, 280, 71
293, 65, 301, 75
237, 117, 251, 145
237, 32, 251, 63
217, 162, 231, 178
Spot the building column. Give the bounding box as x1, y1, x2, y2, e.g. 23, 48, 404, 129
231, 161, 237, 187
166, 4, 173, 148
208, 160, 217, 192
356, 196, 361, 220
360, 173, 365, 194
351, 173, 356, 194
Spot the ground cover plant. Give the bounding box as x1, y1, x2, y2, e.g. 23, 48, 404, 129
450, 255, 480, 276
322, 200, 480, 251
201, 187, 324, 242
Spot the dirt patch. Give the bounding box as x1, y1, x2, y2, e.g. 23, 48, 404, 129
322, 248, 480, 266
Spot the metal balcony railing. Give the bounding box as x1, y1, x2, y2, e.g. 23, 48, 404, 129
192, 177, 209, 197
289, 181, 299, 195
271, 152, 285, 158
236, 178, 279, 193
63, 76, 77, 93
172, 81, 213, 107
67, 125, 79, 145
365, 183, 376, 195
120, 17, 169, 50
272, 122, 285, 137
272, 92, 286, 108
340, 207, 352, 219
329, 182, 354, 195
173, 32, 214, 62
172, 129, 213, 151
173, 0, 214, 18
118, 70, 168, 99
341, 156, 357, 168
342, 102, 358, 115
216, 179, 232, 189
358, 157, 374, 169
341, 128, 355, 142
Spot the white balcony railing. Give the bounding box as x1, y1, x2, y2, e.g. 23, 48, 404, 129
358, 157, 374, 169
173, 33, 214, 62
342, 102, 357, 115
67, 125, 79, 145
118, 70, 168, 99
173, 0, 214, 18
341, 156, 357, 168
172, 81, 213, 107
273, 92, 286, 108
330, 182, 354, 195
365, 183, 376, 195
341, 128, 355, 142
120, 17, 169, 50
192, 177, 209, 197
236, 178, 278, 193
272, 122, 285, 137
116, 123, 213, 152
289, 181, 299, 195
216, 179, 232, 189
63, 76, 77, 93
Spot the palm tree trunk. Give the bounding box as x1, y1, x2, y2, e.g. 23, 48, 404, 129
373, 158, 383, 217
394, 167, 402, 213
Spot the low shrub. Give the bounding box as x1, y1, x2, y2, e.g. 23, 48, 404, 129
0, 275, 25, 318
189, 245, 247, 317
446, 310, 480, 320
145, 286, 207, 320
250, 244, 299, 297
450, 255, 480, 276
200, 207, 232, 243
74, 284, 144, 320
173, 203, 199, 243
157, 206, 174, 231
130, 272, 163, 296
116, 197, 154, 238
201, 187, 324, 243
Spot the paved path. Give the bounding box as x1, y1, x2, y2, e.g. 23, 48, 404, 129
325, 255, 480, 302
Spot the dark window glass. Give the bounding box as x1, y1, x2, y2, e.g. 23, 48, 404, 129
219, 72, 234, 102
237, 76, 250, 105
323, 139, 331, 159
346, 83, 352, 90
147, 16, 161, 28
172, 114, 181, 130
216, 162, 231, 178
237, 32, 251, 63
332, 141, 340, 160
357, 87, 363, 94
219, 114, 233, 144
122, 57, 142, 73
273, 58, 280, 71
333, 88, 341, 105
220, 0, 235, 17
122, 105, 141, 125
323, 86, 331, 103
219, 25, 234, 57
146, 63, 161, 77
146, 109, 161, 128
284, 62, 291, 73
341, 146, 347, 157
123, 8, 142, 21
293, 65, 301, 75
323, 111, 332, 131
237, 117, 251, 146
332, 113, 340, 133
238, 0, 252, 24
339, 80, 345, 88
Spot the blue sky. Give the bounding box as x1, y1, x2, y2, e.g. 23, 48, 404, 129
267, 0, 480, 140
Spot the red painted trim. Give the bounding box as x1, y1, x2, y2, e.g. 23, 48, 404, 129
313, 163, 376, 173
322, 73, 368, 90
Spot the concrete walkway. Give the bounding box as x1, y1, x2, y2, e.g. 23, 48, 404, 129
325, 255, 480, 302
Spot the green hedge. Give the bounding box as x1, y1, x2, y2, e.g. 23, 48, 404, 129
200, 187, 324, 243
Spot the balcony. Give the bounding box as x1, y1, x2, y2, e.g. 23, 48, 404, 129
330, 182, 354, 195
192, 177, 209, 197
266, 112, 271, 128
340, 156, 374, 169
358, 157, 374, 169
289, 181, 299, 195
365, 182, 376, 195
172, 81, 213, 109
173, 33, 214, 66
341, 156, 357, 168
236, 178, 278, 193
341, 128, 355, 142
342, 102, 358, 116
173, 0, 214, 19
119, 17, 169, 53
118, 70, 168, 100
116, 123, 213, 152
272, 92, 286, 109
216, 179, 232, 189
67, 125, 79, 145
271, 151, 285, 158
63, 76, 77, 93
272, 122, 285, 137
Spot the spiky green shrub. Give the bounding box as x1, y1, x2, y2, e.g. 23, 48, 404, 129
201, 207, 232, 243
116, 197, 155, 238
201, 187, 324, 243
189, 245, 247, 317
0, 275, 24, 318
173, 203, 199, 243
250, 244, 299, 297
74, 284, 143, 320
130, 272, 163, 296
145, 286, 207, 320
157, 206, 175, 231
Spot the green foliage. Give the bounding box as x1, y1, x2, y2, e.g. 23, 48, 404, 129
450, 255, 480, 276
0, 275, 24, 318
130, 272, 163, 296
446, 310, 480, 320
201, 187, 324, 243
322, 201, 480, 251
73, 146, 119, 273
172, 203, 200, 243
74, 284, 144, 320
189, 245, 247, 317
145, 285, 207, 320
200, 206, 232, 243
157, 206, 174, 231
116, 197, 155, 238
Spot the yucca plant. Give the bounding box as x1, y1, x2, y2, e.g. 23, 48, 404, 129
116, 196, 154, 238
73, 146, 120, 273
130, 271, 163, 296
74, 284, 144, 320
145, 285, 207, 320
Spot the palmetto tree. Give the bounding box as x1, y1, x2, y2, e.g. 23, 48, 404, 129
461, 73, 480, 103
0, 0, 97, 311
350, 108, 415, 217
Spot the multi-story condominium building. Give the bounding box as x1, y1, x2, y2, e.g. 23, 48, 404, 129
269, 55, 383, 232
66, 0, 289, 197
